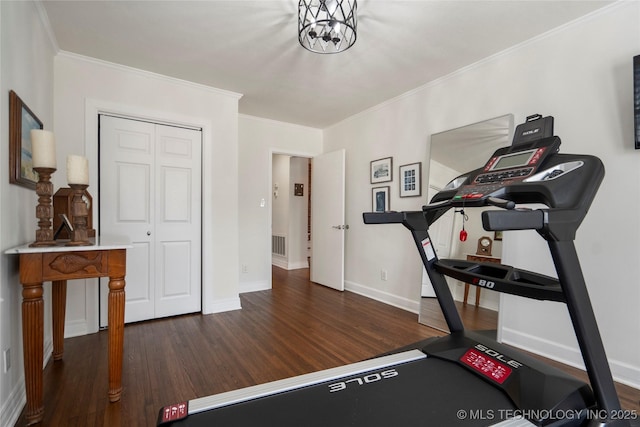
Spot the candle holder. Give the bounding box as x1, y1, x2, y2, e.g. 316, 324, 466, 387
65, 184, 93, 246
29, 167, 57, 247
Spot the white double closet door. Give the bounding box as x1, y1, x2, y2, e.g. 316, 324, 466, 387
99, 115, 202, 325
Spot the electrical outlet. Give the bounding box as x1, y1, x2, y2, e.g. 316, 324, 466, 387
381, 270, 388, 281
3, 348, 10, 373
242, 264, 249, 274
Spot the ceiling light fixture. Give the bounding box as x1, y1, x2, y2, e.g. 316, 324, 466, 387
298, 0, 357, 54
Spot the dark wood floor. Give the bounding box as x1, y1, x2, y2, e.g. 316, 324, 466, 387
17, 267, 639, 426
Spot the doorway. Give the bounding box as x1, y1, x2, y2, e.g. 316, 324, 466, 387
268, 149, 346, 291
271, 154, 311, 272
99, 114, 203, 325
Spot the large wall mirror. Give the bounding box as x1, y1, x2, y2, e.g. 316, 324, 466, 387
419, 114, 514, 333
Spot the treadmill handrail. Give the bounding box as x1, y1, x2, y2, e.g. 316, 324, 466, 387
363, 211, 428, 231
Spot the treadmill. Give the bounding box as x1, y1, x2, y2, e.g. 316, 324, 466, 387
158, 114, 630, 426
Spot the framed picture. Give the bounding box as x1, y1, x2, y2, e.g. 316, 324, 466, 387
9, 90, 43, 189
370, 157, 392, 184
494, 230, 503, 241
372, 186, 390, 212
399, 162, 422, 197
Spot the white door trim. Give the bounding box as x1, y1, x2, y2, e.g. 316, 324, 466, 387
84, 98, 219, 333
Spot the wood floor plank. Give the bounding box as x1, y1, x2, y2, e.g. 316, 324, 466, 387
15, 266, 639, 426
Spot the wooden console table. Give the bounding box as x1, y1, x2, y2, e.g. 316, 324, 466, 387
5, 237, 130, 425
464, 254, 501, 306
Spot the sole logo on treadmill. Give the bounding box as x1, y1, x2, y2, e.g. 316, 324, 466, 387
473, 344, 523, 369
328, 369, 398, 393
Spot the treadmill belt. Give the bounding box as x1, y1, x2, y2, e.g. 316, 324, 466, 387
171, 356, 519, 426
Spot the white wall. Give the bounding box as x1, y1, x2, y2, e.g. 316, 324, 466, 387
0, 2, 57, 425
238, 115, 322, 293
53, 52, 243, 327
272, 155, 291, 236
325, 3, 640, 388
288, 157, 310, 270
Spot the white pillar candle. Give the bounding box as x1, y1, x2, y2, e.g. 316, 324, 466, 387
67, 155, 89, 185
31, 129, 57, 168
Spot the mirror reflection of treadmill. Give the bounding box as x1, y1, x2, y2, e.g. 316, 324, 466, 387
421, 114, 513, 336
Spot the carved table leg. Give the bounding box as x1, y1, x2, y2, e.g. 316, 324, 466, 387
52, 280, 67, 361
22, 282, 44, 425
107, 248, 126, 402
108, 273, 125, 402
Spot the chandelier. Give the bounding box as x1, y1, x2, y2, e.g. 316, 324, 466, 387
298, 0, 357, 54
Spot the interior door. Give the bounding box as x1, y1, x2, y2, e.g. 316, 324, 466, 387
310, 149, 346, 291
153, 124, 202, 318
99, 115, 202, 324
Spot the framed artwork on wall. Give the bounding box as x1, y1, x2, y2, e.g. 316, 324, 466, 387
399, 162, 421, 197
9, 90, 43, 190
372, 186, 390, 212
370, 157, 392, 184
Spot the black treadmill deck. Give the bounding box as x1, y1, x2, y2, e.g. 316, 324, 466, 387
167, 352, 522, 426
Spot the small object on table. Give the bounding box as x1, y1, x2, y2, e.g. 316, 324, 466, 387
65, 184, 92, 246
29, 130, 58, 247
29, 167, 57, 247
65, 155, 93, 246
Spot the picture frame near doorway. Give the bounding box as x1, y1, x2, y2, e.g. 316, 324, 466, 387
370, 156, 392, 183
399, 162, 422, 197
9, 90, 43, 190
372, 186, 390, 212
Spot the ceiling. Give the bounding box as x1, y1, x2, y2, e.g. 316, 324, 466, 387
41, 0, 612, 129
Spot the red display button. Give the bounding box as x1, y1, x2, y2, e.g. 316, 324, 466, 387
484, 157, 498, 171
530, 147, 547, 164
460, 349, 512, 384
159, 402, 189, 424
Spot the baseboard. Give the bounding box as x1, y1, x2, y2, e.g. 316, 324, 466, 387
64, 319, 92, 338
202, 297, 242, 315
271, 257, 288, 270
287, 261, 309, 270
0, 342, 53, 427
0, 378, 25, 427
239, 280, 270, 293
501, 327, 640, 390
344, 280, 420, 314
271, 258, 309, 271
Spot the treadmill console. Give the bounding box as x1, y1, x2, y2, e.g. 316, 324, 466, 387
366, 113, 604, 236
454, 135, 561, 202
421, 113, 605, 240
479, 140, 558, 182
430, 113, 603, 214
